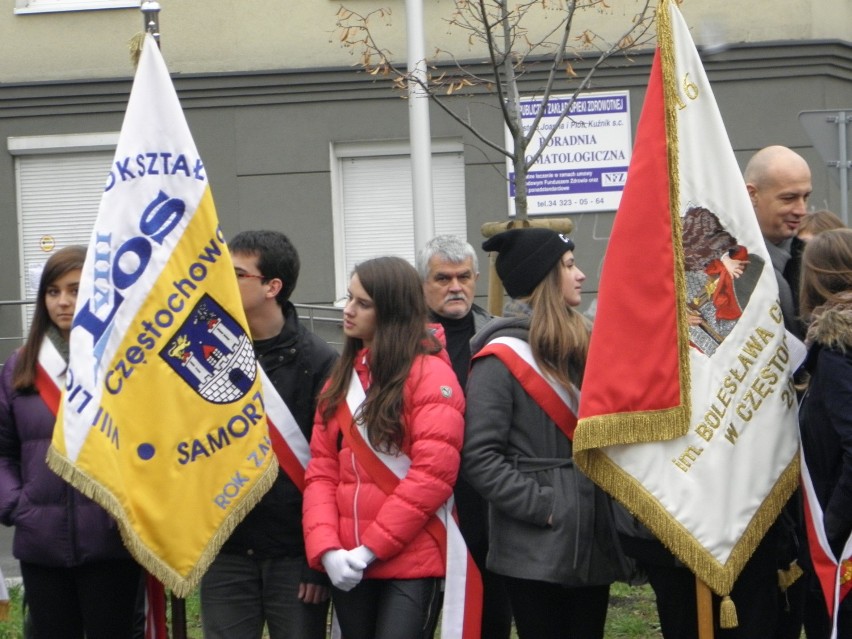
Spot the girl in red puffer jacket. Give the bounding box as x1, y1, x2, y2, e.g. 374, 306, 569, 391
302, 256, 465, 639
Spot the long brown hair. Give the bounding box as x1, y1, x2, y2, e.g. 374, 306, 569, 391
800, 228, 852, 320
13, 245, 86, 390
799, 209, 845, 239
526, 259, 589, 395
319, 256, 441, 452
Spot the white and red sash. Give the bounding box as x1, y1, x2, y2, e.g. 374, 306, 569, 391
259, 367, 310, 492
33, 339, 66, 416
339, 369, 483, 639
801, 442, 852, 639
143, 577, 168, 639
474, 336, 579, 441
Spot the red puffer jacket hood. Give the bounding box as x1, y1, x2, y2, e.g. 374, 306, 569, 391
303, 349, 464, 580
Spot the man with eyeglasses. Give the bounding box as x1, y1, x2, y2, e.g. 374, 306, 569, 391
201, 230, 338, 639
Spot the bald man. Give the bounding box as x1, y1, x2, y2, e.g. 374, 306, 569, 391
744, 145, 810, 639
745, 145, 812, 338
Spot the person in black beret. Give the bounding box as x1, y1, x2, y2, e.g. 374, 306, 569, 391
482, 227, 576, 299
463, 227, 628, 639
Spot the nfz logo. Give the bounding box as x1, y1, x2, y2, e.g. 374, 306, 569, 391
601, 172, 627, 187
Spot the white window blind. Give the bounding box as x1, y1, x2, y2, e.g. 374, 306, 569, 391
334, 148, 467, 300
16, 151, 112, 326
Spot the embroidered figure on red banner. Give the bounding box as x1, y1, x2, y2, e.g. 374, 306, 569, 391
682, 206, 763, 356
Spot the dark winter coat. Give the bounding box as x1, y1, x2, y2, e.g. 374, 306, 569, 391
220, 302, 338, 569
0, 346, 130, 567
800, 298, 852, 556
428, 303, 492, 548
462, 316, 626, 586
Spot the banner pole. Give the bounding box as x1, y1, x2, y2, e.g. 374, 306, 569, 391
140, 0, 161, 44
696, 577, 715, 639
138, 9, 189, 639
170, 594, 187, 639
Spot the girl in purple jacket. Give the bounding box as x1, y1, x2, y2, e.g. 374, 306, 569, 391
0, 246, 141, 639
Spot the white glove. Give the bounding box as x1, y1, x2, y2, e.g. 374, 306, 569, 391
347, 545, 376, 569
321, 549, 364, 591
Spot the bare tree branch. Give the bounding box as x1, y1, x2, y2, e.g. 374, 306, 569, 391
335, 0, 657, 218
524, 1, 654, 170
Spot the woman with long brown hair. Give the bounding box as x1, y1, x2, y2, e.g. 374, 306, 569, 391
462, 228, 625, 639
0, 246, 141, 638
302, 256, 465, 639
797, 228, 852, 638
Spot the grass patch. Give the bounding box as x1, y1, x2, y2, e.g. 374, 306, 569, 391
0, 581, 664, 639
0, 587, 26, 639
605, 582, 663, 638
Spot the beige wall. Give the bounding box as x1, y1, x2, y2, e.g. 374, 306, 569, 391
680, 0, 851, 44
1, 0, 849, 83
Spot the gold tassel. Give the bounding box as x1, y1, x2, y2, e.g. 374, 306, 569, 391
778, 559, 804, 591
129, 32, 145, 69
719, 595, 738, 629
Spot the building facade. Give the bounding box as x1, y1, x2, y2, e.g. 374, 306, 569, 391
0, 0, 850, 357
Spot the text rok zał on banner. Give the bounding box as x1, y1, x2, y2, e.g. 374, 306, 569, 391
48, 35, 277, 596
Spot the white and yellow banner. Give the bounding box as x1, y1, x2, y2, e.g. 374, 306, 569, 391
48, 35, 277, 596
574, 0, 800, 608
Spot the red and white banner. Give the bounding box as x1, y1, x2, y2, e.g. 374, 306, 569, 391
573, 0, 800, 603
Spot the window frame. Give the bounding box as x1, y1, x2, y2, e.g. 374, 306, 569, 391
14, 0, 140, 15
329, 139, 468, 303
8, 132, 118, 329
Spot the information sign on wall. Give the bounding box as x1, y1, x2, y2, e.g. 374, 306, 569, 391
507, 90, 632, 216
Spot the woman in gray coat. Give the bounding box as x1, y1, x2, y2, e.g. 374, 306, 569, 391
463, 228, 624, 639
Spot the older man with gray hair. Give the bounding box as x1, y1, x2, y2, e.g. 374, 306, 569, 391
417, 234, 491, 387
416, 234, 512, 639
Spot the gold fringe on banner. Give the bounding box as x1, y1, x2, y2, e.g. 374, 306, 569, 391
574, 405, 688, 451
658, 0, 693, 424
719, 595, 738, 629
576, 1, 803, 630
576, 446, 800, 601
46, 445, 278, 597
129, 32, 145, 69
